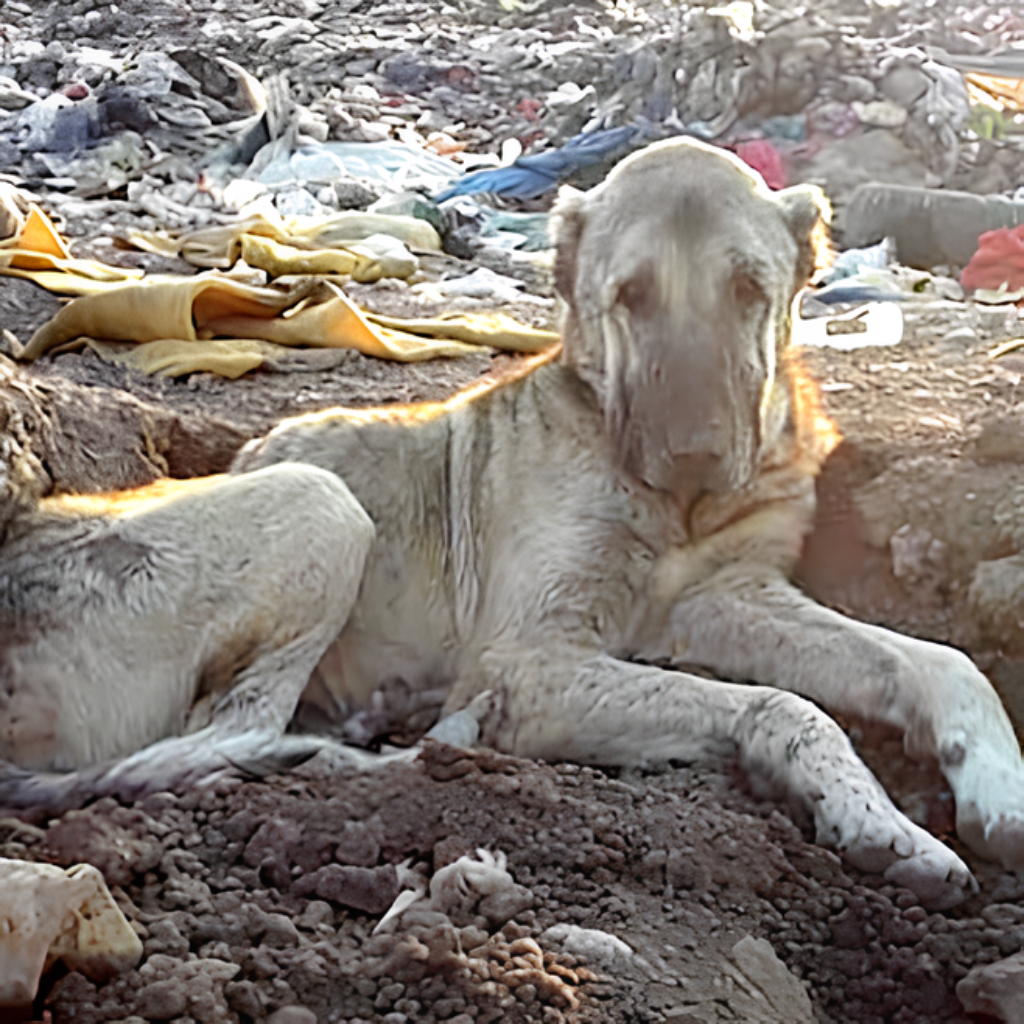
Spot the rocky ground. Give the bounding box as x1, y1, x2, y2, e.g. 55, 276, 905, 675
3, 0, 1024, 1022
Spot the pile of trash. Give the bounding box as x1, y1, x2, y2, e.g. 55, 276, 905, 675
0, 0, 1022, 374
1, 0, 1024, 281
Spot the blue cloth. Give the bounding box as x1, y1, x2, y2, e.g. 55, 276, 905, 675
436, 126, 640, 202
810, 283, 906, 305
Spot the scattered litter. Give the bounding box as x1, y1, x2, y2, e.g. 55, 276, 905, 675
435, 126, 639, 202
412, 267, 527, 303
990, 337, 1024, 359
961, 224, 1024, 293
973, 284, 1024, 305
794, 303, 905, 350
734, 139, 786, 189
824, 238, 895, 283
809, 270, 908, 305
256, 140, 462, 195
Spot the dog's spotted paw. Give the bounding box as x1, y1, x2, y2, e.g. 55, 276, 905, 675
878, 832, 977, 912
815, 782, 975, 910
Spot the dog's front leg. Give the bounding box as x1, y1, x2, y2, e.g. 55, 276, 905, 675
468, 650, 974, 910
653, 571, 1024, 870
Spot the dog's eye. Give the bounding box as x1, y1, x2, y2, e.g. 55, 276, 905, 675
732, 272, 766, 308
616, 272, 657, 317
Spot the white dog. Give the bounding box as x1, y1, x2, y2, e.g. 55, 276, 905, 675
2, 139, 1022, 909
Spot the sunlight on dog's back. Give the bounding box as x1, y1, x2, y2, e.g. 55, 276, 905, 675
40, 474, 228, 518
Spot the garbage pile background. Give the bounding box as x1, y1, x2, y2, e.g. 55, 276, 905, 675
2, 0, 1024, 266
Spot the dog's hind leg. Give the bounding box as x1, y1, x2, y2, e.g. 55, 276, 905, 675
0, 463, 374, 814
656, 571, 1024, 872
470, 649, 975, 910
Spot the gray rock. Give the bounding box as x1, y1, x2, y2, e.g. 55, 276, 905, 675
957, 951, 1024, 1021
135, 977, 189, 1020
267, 1008, 318, 1024
261, 912, 300, 948
728, 935, 815, 1023
298, 862, 399, 914
842, 184, 1024, 270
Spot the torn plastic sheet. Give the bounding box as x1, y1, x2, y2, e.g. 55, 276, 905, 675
255, 140, 463, 194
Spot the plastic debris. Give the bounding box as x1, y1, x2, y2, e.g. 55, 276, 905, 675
255, 140, 462, 194
734, 139, 786, 189
435, 126, 639, 202
823, 238, 895, 283
793, 303, 905, 351
810, 272, 908, 305
412, 267, 528, 303
961, 224, 1024, 293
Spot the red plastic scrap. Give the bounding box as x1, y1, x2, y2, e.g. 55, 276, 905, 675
516, 97, 543, 122
961, 223, 1024, 292
734, 139, 787, 190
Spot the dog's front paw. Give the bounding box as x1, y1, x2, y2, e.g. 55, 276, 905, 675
951, 753, 1024, 870
815, 781, 975, 910
878, 831, 977, 912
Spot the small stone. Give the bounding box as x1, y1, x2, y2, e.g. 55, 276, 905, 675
941, 325, 976, 344
225, 979, 263, 1018
267, 1007, 318, 1024
136, 978, 189, 1020
296, 863, 399, 914
261, 913, 300, 948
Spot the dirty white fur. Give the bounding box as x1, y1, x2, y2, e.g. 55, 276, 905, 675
1, 465, 376, 804
2, 139, 1022, 909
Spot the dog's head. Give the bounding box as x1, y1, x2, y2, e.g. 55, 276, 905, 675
552, 137, 830, 506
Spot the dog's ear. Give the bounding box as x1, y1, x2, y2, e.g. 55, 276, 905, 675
551, 185, 587, 302
776, 184, 833, 283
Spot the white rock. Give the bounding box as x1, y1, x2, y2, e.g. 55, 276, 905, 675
541, 923, 639, 972
0, 857, 142, 1007
957, 951, 1024, 1021
727, 935, 815, 1023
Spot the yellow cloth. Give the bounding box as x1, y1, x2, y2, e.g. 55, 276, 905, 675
966, 73, 1024, 112
0, 205, 142, 292
88, 338, 270, 379
365, 311, 557, 354
5, 204, 559, 376
238, 234, 383, 282
130, 208, 442, 269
